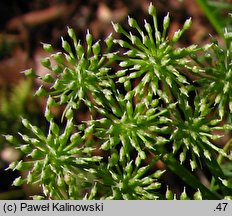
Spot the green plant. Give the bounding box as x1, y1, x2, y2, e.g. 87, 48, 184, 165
196, 0, 232, 37
4, 3, 232, 200
0, 79, 44, 149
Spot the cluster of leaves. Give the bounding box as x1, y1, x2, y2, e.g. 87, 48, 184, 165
5, 3, 232, 200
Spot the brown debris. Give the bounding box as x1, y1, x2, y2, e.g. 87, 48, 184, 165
7, 4, 76, 31
0, 47, 28, 84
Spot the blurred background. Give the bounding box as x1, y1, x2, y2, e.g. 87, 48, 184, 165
0, 0, 231, 199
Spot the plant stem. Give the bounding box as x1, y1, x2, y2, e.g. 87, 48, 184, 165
210, 137, 232, 190
150, 147, 221, 199
163, 153, 221, 199
217, 138, 232, 164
